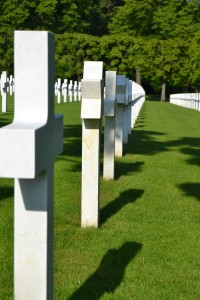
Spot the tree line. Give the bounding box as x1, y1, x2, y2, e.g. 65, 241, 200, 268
1, 0, 200, 99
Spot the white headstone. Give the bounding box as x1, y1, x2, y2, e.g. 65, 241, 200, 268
9, 75, 14, 96
103, 71, 116, 180
115, 75, 126, 157
128, 80, 133, 133
68, 80, 73, 102
1, 71, 9, 112
62, 79, 68, 103
81, 61, 103, 227
123, 77, 129, 144
0, 31, 63, 300
57, 78, 61, 103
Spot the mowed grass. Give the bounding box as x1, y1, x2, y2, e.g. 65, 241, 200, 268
0, 96, 200, 299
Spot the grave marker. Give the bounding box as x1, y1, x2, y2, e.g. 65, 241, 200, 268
128, 79, 133, 134
0, 31, 63, 300
123, 77, 129, 144
73, 80, 78, 101
115, 75, 126, 157
68, 80, 73, 102
81, 61, 103, 227
103, 71, 116, 180
9, 75, 14, 96
62, 79, 68, 103
1, 71, 9, 112
57, 78, 61, 103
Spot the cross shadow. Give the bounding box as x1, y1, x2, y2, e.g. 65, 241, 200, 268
68, 241, 142, 300
178, 182, 200, 201
56, 125, 82, 162
0, 116, 13, 128
114, 161, 144, 179
124, 129, 168, 156
100, 189, 144, 226
181, 145, 200, 166
0, 185, 14, 201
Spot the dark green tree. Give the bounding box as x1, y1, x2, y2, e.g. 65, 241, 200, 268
108, 0, 200, 98
55, 33, 100, 79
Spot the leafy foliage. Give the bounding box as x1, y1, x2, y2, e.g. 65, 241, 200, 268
1, 0, 200, 95
55, 33, 101, 79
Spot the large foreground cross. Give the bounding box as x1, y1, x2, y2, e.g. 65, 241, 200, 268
0, 31, 63, 299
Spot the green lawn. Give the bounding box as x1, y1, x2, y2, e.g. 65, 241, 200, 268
0, 97, 200, 299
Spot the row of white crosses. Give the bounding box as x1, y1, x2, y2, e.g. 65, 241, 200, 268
0, 73, 82, 112
55, 78, 81, 103
170, 93, 200, 111
0, 72, 15, 112
0, 31, 63, 299
81, 62, 145, 227
0, 31, 144, 298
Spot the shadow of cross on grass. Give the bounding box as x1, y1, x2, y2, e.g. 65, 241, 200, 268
114, 161, 144, 180
179, 183, 200, 202
100, 189, 144, 226
0, 185, 14, 201
68, 241, 142, 300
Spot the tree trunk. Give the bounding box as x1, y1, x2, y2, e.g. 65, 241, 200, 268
161, 82, 166, 101
136, 68, 141, 85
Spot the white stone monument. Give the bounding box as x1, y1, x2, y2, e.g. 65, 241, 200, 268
115, 75, 126, 157
131, 81, 145, 127
68, 80, 73, 102
81, 61, 103, 227
103, 71, 116, 180
9, 75, 14, 96
123, 77, 129, 144
62, 79, 68, 103
128, 79, 133, 134
0, 31, 63, 300
1, 71, 9, 112
57, 78, 61, 103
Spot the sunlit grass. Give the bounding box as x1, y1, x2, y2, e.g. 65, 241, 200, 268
0, 97, 200, 299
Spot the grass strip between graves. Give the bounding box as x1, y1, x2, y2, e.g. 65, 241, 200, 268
0, 96, 200, 299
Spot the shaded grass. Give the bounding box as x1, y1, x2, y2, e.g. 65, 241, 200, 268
1, 98, 200, 299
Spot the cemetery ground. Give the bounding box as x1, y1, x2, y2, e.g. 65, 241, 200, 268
1, 95, 200, 300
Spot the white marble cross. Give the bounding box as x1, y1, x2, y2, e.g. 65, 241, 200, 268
115, 75, 126, 157
128, 79, 133, 134
103, 71, 116, 180
132, 81, 145, 127
68, 80, 73, 102
123, 77, 129, 144
62, 79, 68, 103
57, 78, 62, 103
81, 61, 103, 227
0, 31, 63, 300
9, 75, 14, 96
1, 71, 9, 112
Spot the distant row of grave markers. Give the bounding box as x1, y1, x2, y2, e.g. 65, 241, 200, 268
0, 71, 82, 112
80, 63, 145, 228
170, 93, 200, 111
0, 30, 145, 299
